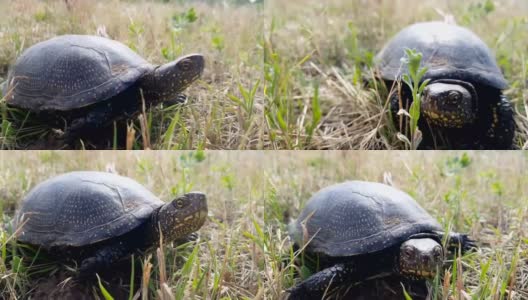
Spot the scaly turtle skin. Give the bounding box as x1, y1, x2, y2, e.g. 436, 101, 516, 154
14, 171, 208, 276
4, 35, 204, 141
287, 181, 475, 300
376, 22, 514, 149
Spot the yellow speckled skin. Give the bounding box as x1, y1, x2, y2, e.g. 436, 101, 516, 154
421, 80, 477, 128
148, 192, 208, 246
140, 55, 205, 106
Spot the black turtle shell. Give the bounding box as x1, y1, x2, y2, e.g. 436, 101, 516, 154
376, 22, 507, 90
289, 181, 442, 257
14, 171, 164, 248
6, 35, 153, 112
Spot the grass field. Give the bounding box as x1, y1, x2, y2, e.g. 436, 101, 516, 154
0, 151, 527, 299
265, 0, 528, 149
0, 0, 263, 150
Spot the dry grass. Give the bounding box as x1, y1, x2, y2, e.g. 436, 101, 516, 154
0, 151, 527, 299
0, 0, 263, 149
265, 0, 528, 149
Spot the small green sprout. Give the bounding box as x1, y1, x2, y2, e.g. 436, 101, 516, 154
400, 48, 430, 150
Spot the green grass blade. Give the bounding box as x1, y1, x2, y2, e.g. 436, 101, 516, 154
96, 274, 115, 300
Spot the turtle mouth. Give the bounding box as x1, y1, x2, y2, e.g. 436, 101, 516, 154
400, 268, 438, 280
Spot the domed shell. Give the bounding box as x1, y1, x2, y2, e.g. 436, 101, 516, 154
376, 22, 507, 90
6, 35, 153, 112
14, 171, 164, 248
289, 181, 442, 257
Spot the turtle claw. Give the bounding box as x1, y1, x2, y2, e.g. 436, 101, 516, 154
58, 119, 86, 146
184, 232, 199, 242
460, 234, 478, 252
173, 232, 199, 245
78, 257, 98, 278
447, 233, 477, 253
286, 286, 312, 300
164, 94, 188, 106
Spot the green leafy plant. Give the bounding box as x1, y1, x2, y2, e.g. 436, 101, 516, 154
345, 22, 374, 85
400, 48, 430, 150
127, 20, 145, 52
211, 34, 225, 52
163, 8, 199, 61
264, 36, 315, 149
443, 152, 472, 176
305, 82, 321, 146
172, 7, 198, 30
461, 0, 495, 25
228, 80, 260, 132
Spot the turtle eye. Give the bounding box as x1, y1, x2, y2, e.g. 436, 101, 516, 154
175, 199, 184, 208
448, 91, 461, 102
403, 246, 415, 258
179, 59, 192, 72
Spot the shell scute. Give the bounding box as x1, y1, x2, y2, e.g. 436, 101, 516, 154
14, 171, 164, 248
289, 181, 441, 257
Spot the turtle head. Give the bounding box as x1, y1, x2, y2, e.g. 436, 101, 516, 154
421, 80, 477, 128
397, 238, 444, 280
141, 54, 204, 105
156, 192, 208, 243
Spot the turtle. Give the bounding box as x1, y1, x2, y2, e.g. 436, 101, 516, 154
375, 22, 514, 149
3, 35, 204, 142
287, 181, 476, 300
13, 171, 208, 276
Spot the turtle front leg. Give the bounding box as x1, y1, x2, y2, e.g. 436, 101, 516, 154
483, 95, 514, 149
62, 106, 120, 144
287, 263, 355, 300
437, 232, 477, 253
163, 93, 188, 106
174, 232, 199, 245
79, 242, 130, 278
